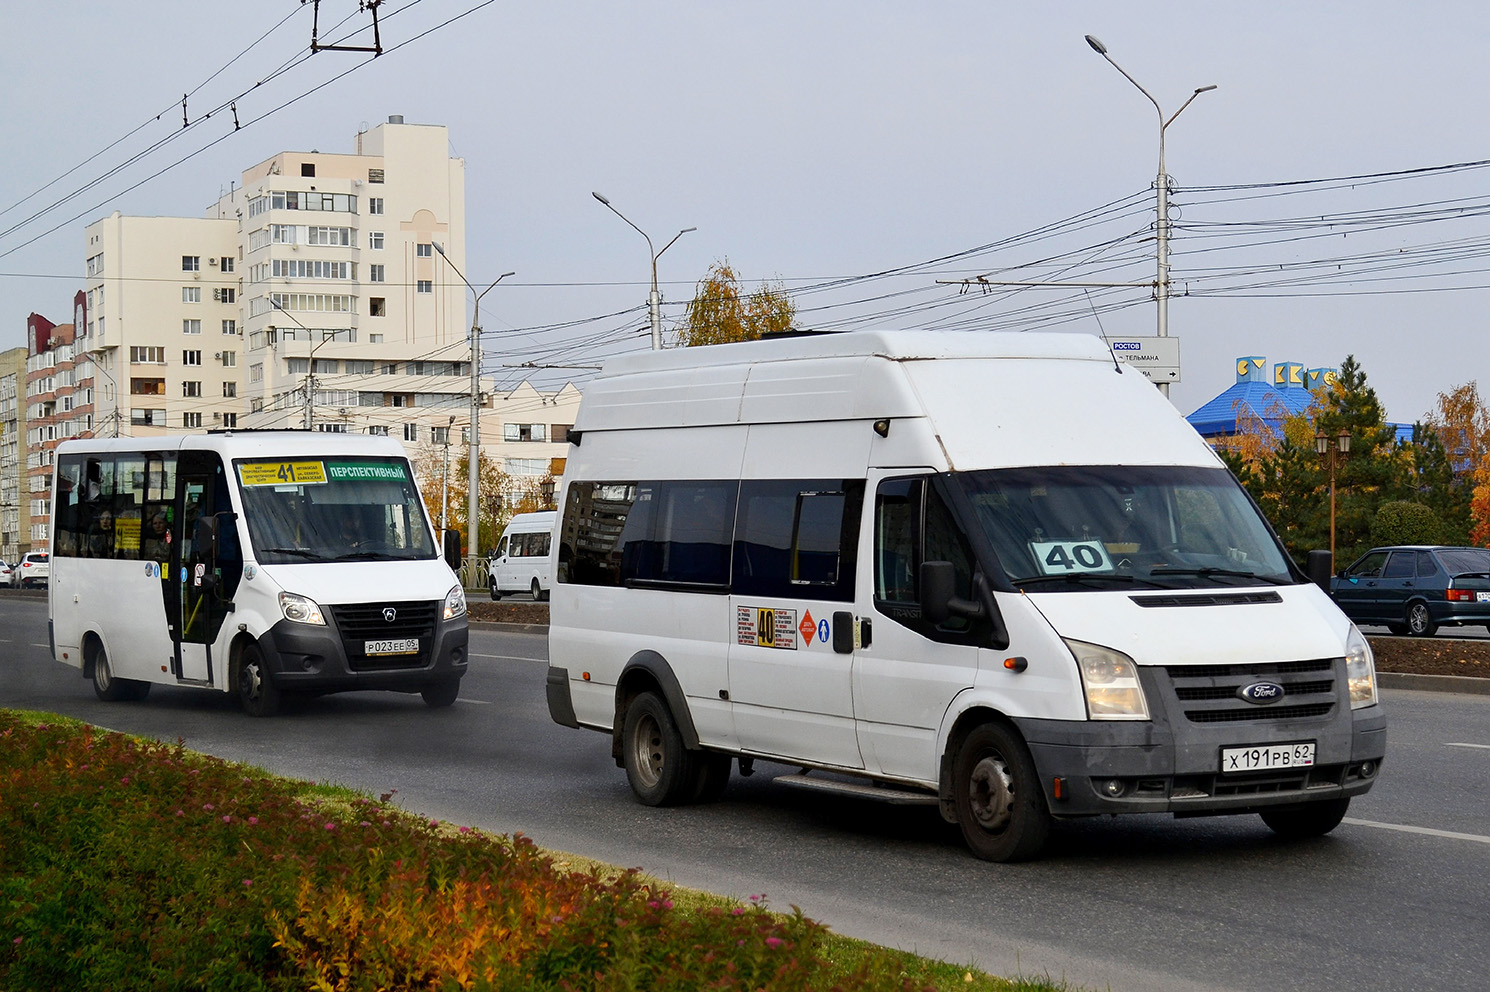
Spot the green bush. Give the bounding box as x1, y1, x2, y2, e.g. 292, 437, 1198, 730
1369, 500, 1443, 547
0, 714, 1047, 992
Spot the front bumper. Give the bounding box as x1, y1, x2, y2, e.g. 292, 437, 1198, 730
258, 612, 468, 694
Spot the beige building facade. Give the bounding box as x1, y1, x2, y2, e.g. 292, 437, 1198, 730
0, 345, 27, 561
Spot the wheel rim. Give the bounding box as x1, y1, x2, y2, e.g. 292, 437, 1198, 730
240, 662, 263, 701
1409, 605, 1428, 633
532, 580, 541, 599
631, 713, 665, 789
968, 753, 1015, 833
95, 653, 112, 691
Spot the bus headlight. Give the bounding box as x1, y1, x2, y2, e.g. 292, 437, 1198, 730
1346, 625, 1378, 709
1065, 639, 1150, 721
278, 591, 326, 626
443, 584, 467, 621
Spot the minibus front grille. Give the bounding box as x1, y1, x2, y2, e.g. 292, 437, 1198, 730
1160, 659, 1339, 724
331, 601, 439, 671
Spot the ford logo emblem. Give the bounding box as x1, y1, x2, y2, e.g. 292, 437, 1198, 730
383, 608, 397, 623
1238, 681, 1285, 704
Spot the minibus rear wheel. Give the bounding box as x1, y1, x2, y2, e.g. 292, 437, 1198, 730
89, 641, 151, 703
952, 722, 1051, 862
622, 691, 702, 806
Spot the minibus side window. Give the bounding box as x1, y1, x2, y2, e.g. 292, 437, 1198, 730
53, 455, 86, 557
733, 479, 862, 601
874, 476, 977, 639
562, 482, 638, 586
561, 480, 736, 590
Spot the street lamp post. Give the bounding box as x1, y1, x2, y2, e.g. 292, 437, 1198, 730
432, 241, 513, 585
591, 192, 695, 350
1315, 428, 1352, 563
440, 414, 456, 545
270, 301, 330, 430
1085, 34, 1215, 398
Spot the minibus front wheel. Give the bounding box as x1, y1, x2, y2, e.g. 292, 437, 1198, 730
235, 641, 282, 718
952, 721, 1051, 862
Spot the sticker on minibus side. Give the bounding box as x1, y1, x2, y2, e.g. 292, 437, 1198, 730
736, 606, 798, 650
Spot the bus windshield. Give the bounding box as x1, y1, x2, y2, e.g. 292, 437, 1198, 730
234, 456, 436, 565
955, 465, 1297, 591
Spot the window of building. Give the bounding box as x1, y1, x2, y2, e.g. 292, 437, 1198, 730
286, 358, 308, 374
368, 168, 385, 183
370, 333, 384, 343
220, 351, 237, 367
416, 243, 432, 257
183, 319, 201, 335
306, 226, 352, 246
220, 256, 235, 272
221, 413, 238, 428
215, 288, 236, 303
312, 359, 338, 374
431, 426, 449, 445
417, 280, 433, 294
183, 412, 202, 428
130, 409, 166, 426
344, 360, 375, 375
130, 378, 166, 396
369, 297, 386, 317
503, 422, 547, 442
369, 264, 385, 282
270, 224, 297, 244
368, 197, 384, 215
223, 382, 237, 398
129, 346, 165, 364
301, 163, 316, 177
550, 424, 572, 443
403, 423, 420, 442
314, 422, 346, 433
183, 381, 202, 398
182, 256, 200, 272
222, 319, 238, 335
369, 231, 385, 249
183, 350, 202, 366
367, 425, 389, 436
250, 363, 264, 383
86, 253, 104, 277
182, 287, 201, 303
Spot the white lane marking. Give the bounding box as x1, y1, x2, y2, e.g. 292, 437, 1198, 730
1446, 743, 1490, 750
1344, 817, 1490, 845
470, 652, 544, 663
456, 698, 494, 705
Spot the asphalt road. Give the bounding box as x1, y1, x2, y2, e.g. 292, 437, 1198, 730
1, 592, 1487, 992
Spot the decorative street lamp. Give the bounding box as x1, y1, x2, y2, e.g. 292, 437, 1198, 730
591, 192, 695, 350
1315, 428, 1352, 563
1085, 34, 1215, 398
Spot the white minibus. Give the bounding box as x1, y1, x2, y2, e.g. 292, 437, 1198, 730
487, 510, 556, 601
546, 330, 1386, 861
49, 431, 468, 716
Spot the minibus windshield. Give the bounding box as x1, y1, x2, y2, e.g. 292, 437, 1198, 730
956, 465, 1296, 591
234, 456, 436, 565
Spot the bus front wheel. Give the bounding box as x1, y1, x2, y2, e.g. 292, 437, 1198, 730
236, 642, 282, 717
951, 721, 1051, 862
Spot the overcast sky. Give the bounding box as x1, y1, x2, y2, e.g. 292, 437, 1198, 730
5, 1, 1489, 423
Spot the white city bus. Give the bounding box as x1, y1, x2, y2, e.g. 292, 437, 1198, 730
49, 431, 469, 716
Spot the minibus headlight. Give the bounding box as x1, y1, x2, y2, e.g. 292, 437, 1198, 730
444, 584, 467, 621
1065, 639, 1150, 721
278, 591, 326, 626
1346, 625, 1378, 709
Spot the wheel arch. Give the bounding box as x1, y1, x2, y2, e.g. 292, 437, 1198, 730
80, 628, 109, 681
612, 651, 701, 762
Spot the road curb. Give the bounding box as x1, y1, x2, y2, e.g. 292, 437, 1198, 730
469, 620, 549, 634
1378, 671, 1490, 695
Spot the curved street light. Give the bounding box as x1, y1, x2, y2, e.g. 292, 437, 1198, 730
1086, 34, 1216, 397
432, 241, 514, 583
592, 192, 695, 350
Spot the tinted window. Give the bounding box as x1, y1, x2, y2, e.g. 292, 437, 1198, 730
1346, 551, 1388, 579
1437, 549, 1490, 576
1414, 551, 1439, 578
874, 475, 977, 638
732, 480, 862, 601
1382, 553, 1416, 579
562, 480, 736, 589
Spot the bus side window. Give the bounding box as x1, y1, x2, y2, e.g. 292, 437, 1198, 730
53, 456, 86, 556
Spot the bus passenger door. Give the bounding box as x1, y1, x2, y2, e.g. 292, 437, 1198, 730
174, 451, 230, 685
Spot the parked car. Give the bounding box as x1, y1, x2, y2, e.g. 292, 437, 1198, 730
1330, 545, 1490, 636
13, 550, 51, 589
0, 560, 12, 586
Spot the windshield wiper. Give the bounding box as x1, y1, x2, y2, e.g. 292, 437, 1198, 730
1148, 566, 1287, 585
257, 547, 320, 560
328, 550, 421, 562
1013, 573, 1167, 589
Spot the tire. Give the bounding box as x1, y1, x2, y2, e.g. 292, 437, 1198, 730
1386, 623, 1409, 636
1260, 797, 1350, 838
531, 578, 546, 602
1406, 602, 1437, 637
951, 722, 1051, 862
421, 679, 461, 708
91, 642, 150, 702
621, 691, 702, 806
236, 642, 281, 717
488, 576, 501, 601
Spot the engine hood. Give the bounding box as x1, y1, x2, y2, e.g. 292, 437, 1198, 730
252, 558, 460, 607
1021, 582, 1352, 667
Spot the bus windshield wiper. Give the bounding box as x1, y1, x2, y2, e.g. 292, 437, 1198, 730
257, 547, 320, 559
1148, 566, 1287, 585
328, 550, 411, 561
1013, 573, 1167, 589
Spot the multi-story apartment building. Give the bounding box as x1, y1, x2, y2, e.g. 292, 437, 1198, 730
0, 344, 28, 561
24, 310, 94, 548
74, 116, 576, 507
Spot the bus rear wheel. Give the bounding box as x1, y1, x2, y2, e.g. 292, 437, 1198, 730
90, 642, 150, 702
622, 691, 703, 806
236, 642, 281, 717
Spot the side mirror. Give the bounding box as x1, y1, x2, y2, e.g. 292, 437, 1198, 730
194, 514, 219, 560
920, 560, 957, 625
444, 529, 462, 571
1306, 550, 1333, 593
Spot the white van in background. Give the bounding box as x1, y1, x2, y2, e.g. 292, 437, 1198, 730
488, 510, 556, 601
546, 330, 1386, 861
